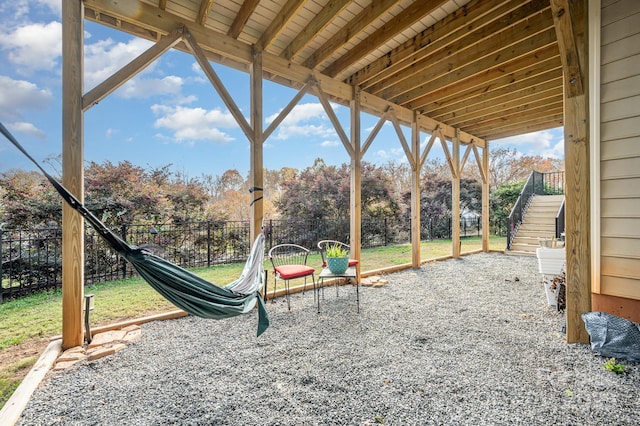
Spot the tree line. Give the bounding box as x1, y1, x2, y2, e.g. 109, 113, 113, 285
0, 147, 563, 233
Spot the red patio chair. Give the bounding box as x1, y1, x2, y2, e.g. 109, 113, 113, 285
268, 244, 316, 310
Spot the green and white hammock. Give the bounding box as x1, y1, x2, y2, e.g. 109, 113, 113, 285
0, 122, 269, 336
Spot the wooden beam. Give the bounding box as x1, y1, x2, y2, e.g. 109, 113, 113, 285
196, 0, 215, 26
183, 30, 254, 142
391, 25, 558, 106
227, 0, 260, 39
551, 0, 585, 97
434, 78, 563, 124
452, 130, 461, 258
311, 80, 354, 158
482, 118, 564, 140
420, 132, 437, 169
460, 144, 473, 173
304, 0, 397, 69
469, 109, 564, 136
322, 0, 448, 77
61, 0, 85, 350
282, 0, 350, 61
439, 131, 457, 179
408, 43, 561, 112
257, 0, 305, 50
83, 28, 183, 111
389, 110, 416, 171
417, 56, 562, 114
552, 0, 590, 344
366, 1, 551, 96
481, 145, 489, 251
263, 80, 314, 141
361, 107, 391, 157
411, 112, 421, 268
347, 0, 532, 87
250, 46, 264, 242
82, 1, 484, 146
350, 88, 362, 283
455, 99, 564, 129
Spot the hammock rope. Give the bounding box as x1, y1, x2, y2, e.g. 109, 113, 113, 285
0, 122, 269, 336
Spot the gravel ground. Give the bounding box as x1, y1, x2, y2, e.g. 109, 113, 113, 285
18, 253, 640, 425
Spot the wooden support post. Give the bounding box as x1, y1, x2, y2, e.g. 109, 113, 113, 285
552, 0, 590, 343
411, 113, 421, 267
482, 144, 490, 252
61, 0, 85, 350
452, 130, 461, 258
250, 46, 264, 242
350, 89, 362, 280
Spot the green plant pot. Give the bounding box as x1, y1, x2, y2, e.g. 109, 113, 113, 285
327, 256, 349, 274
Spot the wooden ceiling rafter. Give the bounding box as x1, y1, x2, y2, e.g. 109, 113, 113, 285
302, 0, 398, 70
196, 0, 215, 26
367, 4, 554, 99
322, 0, 449, 78
357, 0, 541, 93
83, 0, 562, 142
429, 70, 564, 122
227, 0, 260, 39
257, 0, 305, 50
391, 25, 558, 107
281, 0, 351, 62
346, 0, 511, 87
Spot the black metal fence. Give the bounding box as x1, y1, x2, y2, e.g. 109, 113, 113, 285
1, 215, 494, 301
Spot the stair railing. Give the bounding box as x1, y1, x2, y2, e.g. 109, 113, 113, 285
506, 171, 565, 250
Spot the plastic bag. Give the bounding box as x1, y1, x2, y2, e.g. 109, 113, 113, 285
582, 311, 640, 361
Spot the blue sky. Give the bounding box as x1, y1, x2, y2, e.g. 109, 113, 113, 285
0, 1, 565, 180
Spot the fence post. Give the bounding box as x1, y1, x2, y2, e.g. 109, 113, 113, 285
207, 221, 211, 268
384, 217, 388, 246
121, 224, 127, 279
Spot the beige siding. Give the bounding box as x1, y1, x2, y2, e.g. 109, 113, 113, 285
599, 1, 640, 300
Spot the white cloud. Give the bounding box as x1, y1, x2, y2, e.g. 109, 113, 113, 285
151, 105, 238, 144
0, 75, 53, 120
376, 149, 390, 159
321, 140, 339, 147
39, 0, 62, 15
8, 121, 46, 138
266, 102, 341, 141
118, 75, 184, 99
0, 21, 62, 73
492, 129, 564, 158
84, 37, 154, 90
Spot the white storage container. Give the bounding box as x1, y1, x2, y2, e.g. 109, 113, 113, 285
536, 247, 566, 275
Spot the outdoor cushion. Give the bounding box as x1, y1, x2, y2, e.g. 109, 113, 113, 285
275, 265, 315, 280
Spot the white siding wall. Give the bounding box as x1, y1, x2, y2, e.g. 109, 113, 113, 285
599, 0, 640, 299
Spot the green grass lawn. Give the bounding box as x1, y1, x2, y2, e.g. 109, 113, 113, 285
0, 235, 505, 408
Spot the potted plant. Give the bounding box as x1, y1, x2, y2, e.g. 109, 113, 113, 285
325, 243, 349, 274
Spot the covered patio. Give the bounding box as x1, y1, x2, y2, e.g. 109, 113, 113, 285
57, 0, 595, 351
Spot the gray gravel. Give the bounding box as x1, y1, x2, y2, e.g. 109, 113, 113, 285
18, 253, 640, 425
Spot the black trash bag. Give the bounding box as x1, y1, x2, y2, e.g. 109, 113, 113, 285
582, 311, 640, 361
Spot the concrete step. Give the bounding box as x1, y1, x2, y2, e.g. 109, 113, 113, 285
505, 249, 536, 257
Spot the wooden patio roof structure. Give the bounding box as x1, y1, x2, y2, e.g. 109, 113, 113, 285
60, 0, 590, 348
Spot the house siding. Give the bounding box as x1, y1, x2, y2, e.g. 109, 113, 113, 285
598, 0, 640, 306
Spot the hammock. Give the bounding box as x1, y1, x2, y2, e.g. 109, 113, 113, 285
0, 122, 269, 336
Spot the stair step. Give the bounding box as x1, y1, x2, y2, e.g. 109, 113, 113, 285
505, 249, 537, 257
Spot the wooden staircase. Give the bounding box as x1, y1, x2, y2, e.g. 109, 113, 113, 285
507, 194, 564, 256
